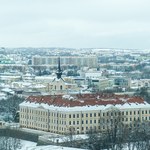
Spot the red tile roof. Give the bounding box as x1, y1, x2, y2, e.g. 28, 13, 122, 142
26, 93, 144, 107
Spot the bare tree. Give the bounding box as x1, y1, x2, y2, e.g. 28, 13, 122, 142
0, 136, 21, 150
87, 108, 129, 150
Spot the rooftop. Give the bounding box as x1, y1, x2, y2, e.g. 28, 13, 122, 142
26, 93, 144, 108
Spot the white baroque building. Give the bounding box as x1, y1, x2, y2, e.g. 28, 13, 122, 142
19, 93, 150, 134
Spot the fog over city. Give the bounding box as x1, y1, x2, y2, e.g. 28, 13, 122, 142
0, 0, 150, 49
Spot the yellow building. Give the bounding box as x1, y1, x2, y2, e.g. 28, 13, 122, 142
19, 93, 150, 134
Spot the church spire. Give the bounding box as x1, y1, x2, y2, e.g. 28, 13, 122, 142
56, 57, 62, 79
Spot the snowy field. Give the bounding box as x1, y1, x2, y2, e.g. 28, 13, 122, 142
19, 140, 87, 150
17, 140, 88, 150
17, 140, 37, 150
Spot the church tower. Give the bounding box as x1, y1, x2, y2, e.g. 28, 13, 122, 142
49, 57, 66, 95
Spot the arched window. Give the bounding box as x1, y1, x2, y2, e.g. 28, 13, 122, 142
60, 85, 63, 90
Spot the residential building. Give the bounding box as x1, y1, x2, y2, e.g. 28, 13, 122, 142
88, 78, 110, 91
32, 56, 98, 68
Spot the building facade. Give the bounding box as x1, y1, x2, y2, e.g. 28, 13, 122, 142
32, 56, 98, 68
19, 94, 150, 134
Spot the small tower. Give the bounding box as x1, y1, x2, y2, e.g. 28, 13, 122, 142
56, 57, 62, 79
49, 57, 65, 95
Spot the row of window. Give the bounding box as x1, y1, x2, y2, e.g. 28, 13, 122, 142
21, 109, 150, 123
21, 111, 67, 118
21, 121, 67, 131
21, 109, 48, 115
68, 110, 150, 118
69, 113, 99, 118
68, 116, 150, 126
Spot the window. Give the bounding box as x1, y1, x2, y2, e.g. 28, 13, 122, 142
145, 110, 147, 114
94, 113, 96, 117
82, 114, 84, 117
69, 114, 71, 118
134, 111, 136, 115
60, 85, 62, 90
90, 113, 92, 117
82, 120, 84, 124
86, 114, 88, 117
77, 121, 79, 124
126, 112, 128, 115
90, 120, 92, 124
86, 120, 88, 124
77, 114, 79, 118
73, 114, 75, 118
94, 120, 96, 123
69, 121, 71, 125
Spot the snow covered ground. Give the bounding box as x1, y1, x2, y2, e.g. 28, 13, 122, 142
17, 140, 37, 150
18, 140, 87, 150
25, 145, 87, 150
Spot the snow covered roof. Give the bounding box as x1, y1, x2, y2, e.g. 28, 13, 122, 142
1, 88, 14, 94
19, 93, 150, 112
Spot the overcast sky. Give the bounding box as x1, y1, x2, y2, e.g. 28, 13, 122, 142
0, 0, 150, 49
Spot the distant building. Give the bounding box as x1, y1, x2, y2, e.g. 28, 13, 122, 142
113, 76, 131, 89
85, 72, 102, 79
32, 56, 98, 68
88, 78, 110, 91
47, 58, 78, 95
132, 79, 150, 88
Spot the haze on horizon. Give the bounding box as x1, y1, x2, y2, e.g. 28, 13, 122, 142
0, 0, 150, 49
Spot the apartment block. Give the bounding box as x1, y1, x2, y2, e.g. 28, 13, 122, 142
32, 56, 98, 68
